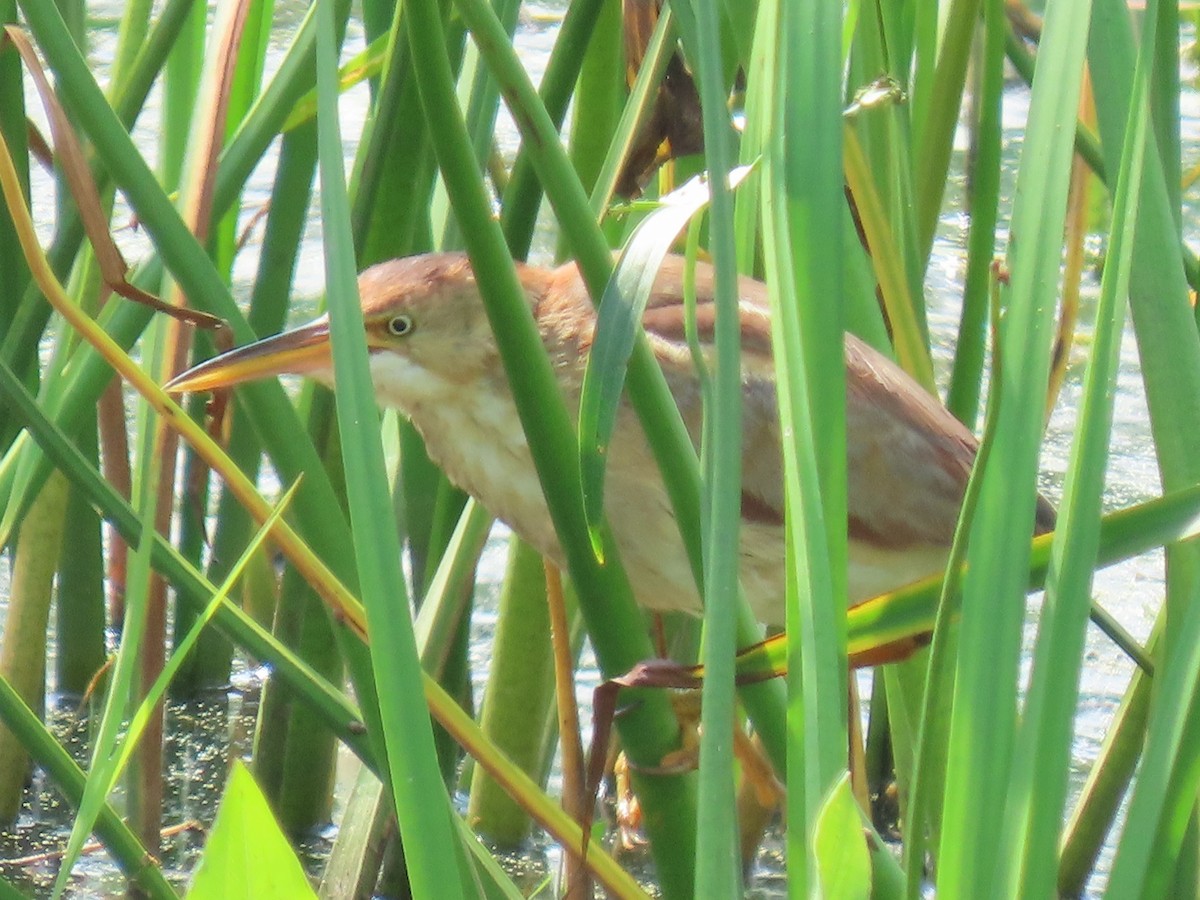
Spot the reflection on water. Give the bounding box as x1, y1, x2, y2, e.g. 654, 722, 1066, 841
0, 687, 263, 896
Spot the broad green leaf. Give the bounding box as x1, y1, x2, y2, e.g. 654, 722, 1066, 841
188, 762, 317, 900
813, 772, 871, 900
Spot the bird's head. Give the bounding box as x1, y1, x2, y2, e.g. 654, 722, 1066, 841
167, 254, 510, 410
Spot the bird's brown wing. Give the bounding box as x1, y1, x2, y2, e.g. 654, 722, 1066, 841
572, 255, 1049, 545
843, 336, 978, 547
643, 257, 985, 546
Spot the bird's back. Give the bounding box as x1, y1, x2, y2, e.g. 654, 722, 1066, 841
419, 254, 1051, 623
532, 256, 1052, 615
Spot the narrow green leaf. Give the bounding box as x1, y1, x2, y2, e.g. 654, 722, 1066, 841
936, 0, 1094, 886
1106, 566, 1200, 894
1087, 0, 1200, 885
587, 4, 676, 216
1058, 621, 1159, 895
911, 0, 983, 266
52, 325, 167, 899
452, 814, 528, 900
111, 482, 303, 784
14, 0, 360, 595
1000, 0, 1155, 887
731, 483, 1193, 682
0, 673, 175, 898
847, 484, 1199, 661
281, 35, 386, 133
671, 0, 745, 891
0, 357, 375, 765
453, 0, 790, 804
426, 0, 709, 890
759, 0, 848, 888
945, 0, 1006, 428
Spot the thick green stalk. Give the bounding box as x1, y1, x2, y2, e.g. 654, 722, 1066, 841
1089, 0, 1200, 888
317, 0, 467, 890
159, 0, 203, 192
762, 0, 850, 888
912, 0, 983, 269
72, 330, 167, 890
498, 0, 607, 257
0, 0, 29, 336
451, 0, 787, 778
1089, 0, 1200, 614
266, 578, 342, 831
346, 0, 466, 613
3, 343, 644, 885
409, 0, 702, 892
213, 0, 353, 220
0, 0, 195, 394
0, 474, 66, 822
848, 2, 927, 350
53, 408, 105, 696
1151, 0, 1181, 233
441, 0, 520, 250
349, 0, 445, 262
457, 0, 726, 605
466, 539, 555, 844
397, 425, 449, 599
127, 0, 205, 858
999, 2, 1152, 887
11, 3, 366, 634
568, 0, 623, 199
1004, 28, 1200, 292
0, 357, 374, 763
671, 0, 744, 892
1058, 625, 1158, 895
55, 417, 107, 694
177, 129, 318, 696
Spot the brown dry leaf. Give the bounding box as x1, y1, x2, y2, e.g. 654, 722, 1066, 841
2, 26, 224, 333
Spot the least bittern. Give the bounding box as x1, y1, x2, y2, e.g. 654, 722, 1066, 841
169, 253, 1054, 628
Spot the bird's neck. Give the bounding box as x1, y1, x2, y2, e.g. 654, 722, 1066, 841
385, 360, 560, 557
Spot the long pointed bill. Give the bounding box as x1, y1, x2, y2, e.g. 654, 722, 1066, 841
166, 317, 332, 393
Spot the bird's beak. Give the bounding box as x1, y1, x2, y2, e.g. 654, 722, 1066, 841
166, 317, 332, 394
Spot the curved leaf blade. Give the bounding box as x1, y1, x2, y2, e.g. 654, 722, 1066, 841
578, 166, 752, 550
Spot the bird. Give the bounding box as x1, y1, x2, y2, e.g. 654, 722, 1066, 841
169, 252, 1055, 630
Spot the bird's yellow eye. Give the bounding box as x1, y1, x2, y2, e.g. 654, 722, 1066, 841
386, 314, 413, 337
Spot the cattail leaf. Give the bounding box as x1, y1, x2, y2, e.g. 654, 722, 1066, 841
578, 167, 751, 537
